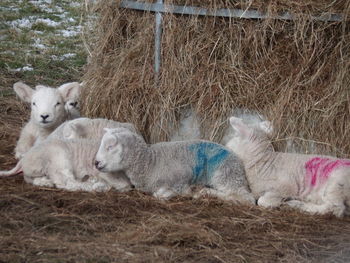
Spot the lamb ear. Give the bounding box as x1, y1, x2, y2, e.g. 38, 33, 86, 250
69, 123, 86, 137
58, 82, 81, 102
103, 128, 114, 134
13, 82, 34, 103
259, 121, 273, 135
229, 117, 250, 137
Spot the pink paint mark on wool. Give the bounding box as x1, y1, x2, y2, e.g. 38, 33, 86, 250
305, 157, 350, 186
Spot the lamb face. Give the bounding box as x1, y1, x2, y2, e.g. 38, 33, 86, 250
13, 81, 81, 159
226, 117, 273, 157
14, 82, 81, 129
95, 128, 133, 172
65, 100, 80, 119
30, 87, 66, 128
60, 82, 82, 119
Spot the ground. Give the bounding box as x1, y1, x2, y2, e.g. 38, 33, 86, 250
1, 1, 350, 262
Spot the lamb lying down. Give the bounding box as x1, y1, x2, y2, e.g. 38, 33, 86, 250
95, 128, 255, 204
47, 117, 138, 141
1, 117, 139, 191
227, 117, 350, 217
0, 138, 132, 192
13, 81, 81, 159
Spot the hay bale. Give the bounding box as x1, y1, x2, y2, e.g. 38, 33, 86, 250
82, 0, 350, 156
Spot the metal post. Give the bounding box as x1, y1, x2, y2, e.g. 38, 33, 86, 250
154, 0, 163, 81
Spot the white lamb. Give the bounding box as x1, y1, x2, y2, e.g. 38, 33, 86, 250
1, 117, 139, 191
13, 81, 81, 159
220, 109, 271, 145
59, 82, 82, 119
94, 127, 255, 204
226, 117, 350, 217
47, 117, 138, 141
169, 107, 202, 142
0, 138, 132, 192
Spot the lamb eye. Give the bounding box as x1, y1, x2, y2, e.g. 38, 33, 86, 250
69, 102, 78, 107
107, 145, 113, 151
32, 102, 36, 106
55, 102, 61, 106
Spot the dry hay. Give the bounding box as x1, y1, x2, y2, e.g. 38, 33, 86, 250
1, 176, 350, 262
83, 0, 350, 157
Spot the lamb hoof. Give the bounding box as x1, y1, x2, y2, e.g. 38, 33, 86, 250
285, 200, 303, 208
193, 188, 211, 199
153, 187, 176, 200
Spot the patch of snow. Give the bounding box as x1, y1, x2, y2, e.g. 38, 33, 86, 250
2, 50, 16, 56
67, 18, 76, 23
62, 53, 76, 59
0, 6, 20, 12
0, 35, 8, 41
29, 0, 64, 13
33, 39, 46, 49
57, 26, 82, 37
8, 17, 34, 29
11, 65, 34, 72
35, 18, 61, 27
50, 53, 76, 61
8, 17, 61, 29
70, 2, 81, 8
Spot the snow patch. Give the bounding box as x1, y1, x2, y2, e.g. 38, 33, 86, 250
35, 18, 61, 27
8, 17, 34, 29
33, 39, 46, 49
69, 2, 81, 8
57, 26, 82, 37
11, 65, 34, 72
29, 0, 64, 13
8, 17, 61, 29
51, 53, 76, 61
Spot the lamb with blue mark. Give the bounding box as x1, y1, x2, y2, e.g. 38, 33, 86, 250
189, 142, 230, 184
94, 127, 255, 204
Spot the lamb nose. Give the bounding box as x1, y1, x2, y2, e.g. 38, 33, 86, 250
94, 160, 100, 168
41, 114, 49, 120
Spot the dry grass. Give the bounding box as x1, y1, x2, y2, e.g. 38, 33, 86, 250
83, 0, 350, 157
1, 169, 350, 262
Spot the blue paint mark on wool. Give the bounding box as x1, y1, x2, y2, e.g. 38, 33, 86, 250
188, 142, 230, 184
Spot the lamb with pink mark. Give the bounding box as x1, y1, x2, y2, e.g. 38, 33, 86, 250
226, 117, 350, 217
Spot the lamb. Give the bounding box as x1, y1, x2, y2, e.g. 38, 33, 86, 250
169, 107, 202, 142
13, 81, 81, 159
1, 117, 139, 191
226, 117, 350, 217
47, 117, 138, 141
60, 82, 82, 119
0, 138, 132, 192
220, 109, 271, 145
94, 127, 255, 204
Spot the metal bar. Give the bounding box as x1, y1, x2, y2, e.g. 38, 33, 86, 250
119, 0, 344, 22
154, 0, 162, 77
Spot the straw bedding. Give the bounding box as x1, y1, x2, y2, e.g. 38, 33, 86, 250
1, 1, 350, 262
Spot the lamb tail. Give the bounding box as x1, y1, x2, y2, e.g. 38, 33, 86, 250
0, 161, 23, 177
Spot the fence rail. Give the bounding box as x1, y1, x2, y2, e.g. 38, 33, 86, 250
120, 0, 344, 22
